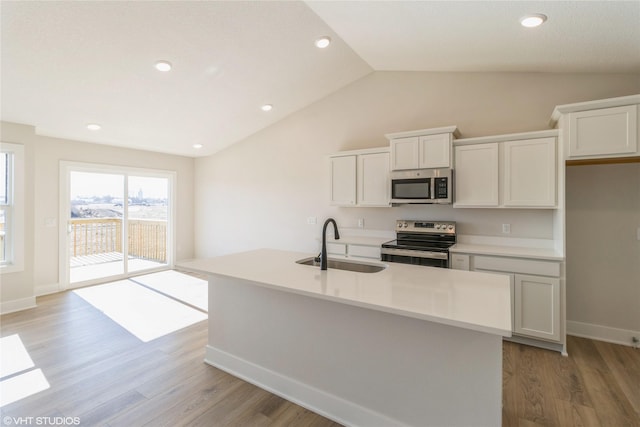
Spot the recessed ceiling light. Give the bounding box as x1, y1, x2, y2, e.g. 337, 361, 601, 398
155, 60, 172, 72
192, 143, 203, 149
520, 14, 547, 28
315, 36, 331, 49
261, 104, 273, 112
86, 123, 101, 131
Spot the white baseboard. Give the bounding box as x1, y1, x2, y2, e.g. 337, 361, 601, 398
0, 296, 36, 315
35, 283, 60, 296
567, 320, 639, 348
204, 345, 407, 427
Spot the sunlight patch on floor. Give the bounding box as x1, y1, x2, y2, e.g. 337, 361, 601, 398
0, 335, 50, 407
73, 280, 207, 342
131, 270, 208, 311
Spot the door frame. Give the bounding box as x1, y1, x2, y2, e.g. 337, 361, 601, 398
59, 161, 176, 290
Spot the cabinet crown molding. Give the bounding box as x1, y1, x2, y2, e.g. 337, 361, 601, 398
328, 146, 389, 157
454, 129, 558, 146
385, 125, 460, 140
550, 94, 640, 127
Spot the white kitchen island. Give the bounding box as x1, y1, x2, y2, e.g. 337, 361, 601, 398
178, 249, 511, 427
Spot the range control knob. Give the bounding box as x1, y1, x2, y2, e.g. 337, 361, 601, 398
448, 225, 454, 230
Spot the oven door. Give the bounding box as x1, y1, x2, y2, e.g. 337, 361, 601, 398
390, 177, 432, 203
381, 248, 449, 268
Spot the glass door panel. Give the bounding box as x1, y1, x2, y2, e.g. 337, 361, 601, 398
69, 171, 125, 283
127, 176, 169, 273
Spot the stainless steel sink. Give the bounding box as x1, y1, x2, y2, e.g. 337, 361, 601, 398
296, 257, 386, 273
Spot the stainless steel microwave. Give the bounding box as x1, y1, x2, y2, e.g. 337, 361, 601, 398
390, 168, 452, 204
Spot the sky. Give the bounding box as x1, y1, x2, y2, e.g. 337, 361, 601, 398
70, 172, 168, 200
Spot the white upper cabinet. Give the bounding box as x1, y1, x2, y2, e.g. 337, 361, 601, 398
419, 134, 451, 168
386, 126, 459, 171
551, 95, 640, 160
568, 105, 637, 158
454, 143, 499, 207
390, 136, 420, 170
329, 148, 390, 207
357, 151, 390, 206
454, 131, 558, 209
330, 155, 356, 206
503, 138, 556, 207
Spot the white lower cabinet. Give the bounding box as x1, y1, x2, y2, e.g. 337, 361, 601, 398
452, 252, 564, 352
327, 242, 381, 261
514, 274, 560, 341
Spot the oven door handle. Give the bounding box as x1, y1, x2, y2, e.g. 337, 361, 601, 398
380, 248, 448, 260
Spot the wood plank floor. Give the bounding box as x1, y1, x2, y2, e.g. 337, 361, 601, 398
1, 288, 638, 426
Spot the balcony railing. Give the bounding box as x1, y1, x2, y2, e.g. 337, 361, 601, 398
70, 218, 167, 263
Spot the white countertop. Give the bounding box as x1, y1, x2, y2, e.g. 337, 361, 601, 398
177, 249, 512, 337
450, 243, 564, 261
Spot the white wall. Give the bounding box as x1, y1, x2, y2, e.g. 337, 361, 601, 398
565, 163, 640, 342
195, 71, 640, 258
0, 122, 195, 312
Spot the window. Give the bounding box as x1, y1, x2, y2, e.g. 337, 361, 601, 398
0, 143, 24, 272
1, 151, 11, 264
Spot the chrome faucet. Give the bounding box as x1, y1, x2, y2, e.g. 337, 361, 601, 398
320, 218, 340, 270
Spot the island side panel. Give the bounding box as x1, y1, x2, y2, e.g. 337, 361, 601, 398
206, 275, 503, 427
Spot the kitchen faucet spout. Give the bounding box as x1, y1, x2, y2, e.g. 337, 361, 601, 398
320, 218, 340, 270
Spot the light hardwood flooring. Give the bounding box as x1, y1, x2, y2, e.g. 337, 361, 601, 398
1, 289, 639, 426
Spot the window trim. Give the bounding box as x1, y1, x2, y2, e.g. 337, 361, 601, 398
0, 142, 25, 273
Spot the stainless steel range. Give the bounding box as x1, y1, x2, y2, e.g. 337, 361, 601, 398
381, 220, 456, 268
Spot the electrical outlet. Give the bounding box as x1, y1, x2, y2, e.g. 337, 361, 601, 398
502, 224, 511, 234
307, 217, 317, 225
357, 218, 364, 228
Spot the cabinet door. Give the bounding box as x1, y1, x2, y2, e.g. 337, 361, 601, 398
391, 137, 419, 170
453, 143, 499, 207
357, 152, 390, 206
569, 105, 638, 158
330, 156, 356, 206
514, 274, 560, 341
419, 134, 451, 168
503, 138, 556, 207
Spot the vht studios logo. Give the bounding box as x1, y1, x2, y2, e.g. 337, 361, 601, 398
3, 416, 81, 426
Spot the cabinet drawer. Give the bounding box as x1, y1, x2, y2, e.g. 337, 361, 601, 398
327, 243, 347, 256
474, 256, 560, 277
348, 244, 381, 260
450, 254, 470, 270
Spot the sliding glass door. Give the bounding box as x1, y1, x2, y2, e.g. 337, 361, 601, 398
127, 175, 169, 273
61, 163, 173, 287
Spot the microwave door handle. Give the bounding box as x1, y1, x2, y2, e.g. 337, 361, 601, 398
429, 177, 434, 200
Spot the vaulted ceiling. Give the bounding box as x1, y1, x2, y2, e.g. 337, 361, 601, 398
2, 1, 639, 157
